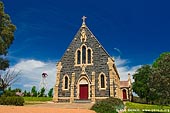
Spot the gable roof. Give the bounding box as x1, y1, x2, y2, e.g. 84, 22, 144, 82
58, 17, 120, 78
120, 81, 129, 88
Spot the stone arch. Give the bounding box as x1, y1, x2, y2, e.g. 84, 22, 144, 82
76, 75, 91, 99
74, 44, 93, 66
62, 74, 70, 91
122, 88, 128, 100
98, 72, 107, 90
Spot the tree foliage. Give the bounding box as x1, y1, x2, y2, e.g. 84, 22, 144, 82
132, 52, 170, 105
31, 86, 37, 97
38, 87, 45, 97
132, 65, 152, 102
48, 88, 53, 97
150, 52, 170, 105
0, 1, 16, 70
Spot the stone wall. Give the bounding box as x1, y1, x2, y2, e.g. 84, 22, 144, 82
58, 27, 111, 98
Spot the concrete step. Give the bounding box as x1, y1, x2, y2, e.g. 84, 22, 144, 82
74, 99, 91, 103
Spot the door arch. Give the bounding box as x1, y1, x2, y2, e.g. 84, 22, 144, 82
77, 76, 91, 100
122, 89, 127, 100
79, 78, 88, 99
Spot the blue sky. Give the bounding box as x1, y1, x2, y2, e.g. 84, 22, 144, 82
1, 0, 170, 91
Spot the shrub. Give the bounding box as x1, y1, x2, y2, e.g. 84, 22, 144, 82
132, 96, 147, 104
0, 96, 24, 106
3, 90, 16, 97
91, 97, 124, 113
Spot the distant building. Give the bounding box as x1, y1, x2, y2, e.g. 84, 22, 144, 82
120, 73, 132, 101
53, 16, 132, 103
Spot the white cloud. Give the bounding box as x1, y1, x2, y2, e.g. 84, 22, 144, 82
115, 56, 141, 81
9, 57, 141, 92
115, 56, 128, 66
114, 48, 121, 54
10, 59, 56, 91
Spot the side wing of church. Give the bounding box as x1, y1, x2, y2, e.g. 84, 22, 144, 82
53, 17, 129, 103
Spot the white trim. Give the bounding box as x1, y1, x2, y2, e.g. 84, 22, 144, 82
98, 72, 107, 90
95, 97, 108, 99
74, 44, 93, 66
58, 97, 70, 99
62, 74, 70, 91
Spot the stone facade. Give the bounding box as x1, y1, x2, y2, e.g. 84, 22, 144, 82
53, 17, 130, 103
120, 73, 132, 101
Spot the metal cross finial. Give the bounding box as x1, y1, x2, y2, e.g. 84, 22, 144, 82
82, 16, 87, 24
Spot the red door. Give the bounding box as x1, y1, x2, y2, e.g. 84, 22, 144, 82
80, 84, 88, 100
123, 89, 127, 100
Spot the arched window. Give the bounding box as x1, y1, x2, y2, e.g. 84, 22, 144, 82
77, 50, 81, 64
101, 74, 105, 88
82, 46, 86, 64
65, 76, 68, 89
87, 49, 91, 64
75, 45, 93, 66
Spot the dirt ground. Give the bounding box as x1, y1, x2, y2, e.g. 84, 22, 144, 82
0, 102, 96, 113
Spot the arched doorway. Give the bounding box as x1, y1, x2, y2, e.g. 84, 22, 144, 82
122, 89, 127, 100
79, 78, 88, 100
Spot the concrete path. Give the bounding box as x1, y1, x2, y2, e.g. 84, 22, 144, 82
26, 102, 94, 109
0, 106, 96, 113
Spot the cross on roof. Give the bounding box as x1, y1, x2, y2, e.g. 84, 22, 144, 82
82, 16, 87, 24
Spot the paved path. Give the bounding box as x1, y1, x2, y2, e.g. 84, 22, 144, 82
0, 102, 95, 113
0, 106, 96, 113
26, 102, 94, 109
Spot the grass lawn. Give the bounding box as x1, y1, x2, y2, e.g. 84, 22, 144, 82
24, 97, 52, 105
124, 102, 170, 113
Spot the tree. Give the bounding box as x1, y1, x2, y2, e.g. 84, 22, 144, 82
48, 88, 53, 97
38, 87, 45, 97
0, 69, 20, 91
31, 86, 37, 97
132, 65, 152, 103
0, 1, 16, 70
150, 52, 170, 105
132, 52, 170, 105
23, 90, 27, 97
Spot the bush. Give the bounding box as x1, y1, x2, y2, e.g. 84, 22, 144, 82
0, 96, 24, 106
132, 96, 147, 104
91, 97, 124, 113
3, 90, 16, 97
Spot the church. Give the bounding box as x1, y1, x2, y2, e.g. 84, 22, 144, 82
53, 16, 132, 103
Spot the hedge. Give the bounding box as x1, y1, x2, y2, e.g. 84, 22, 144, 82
0, 96, 24, 106
91, 97, 124, 113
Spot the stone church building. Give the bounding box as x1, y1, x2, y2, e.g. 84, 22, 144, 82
53, 16, 132, 103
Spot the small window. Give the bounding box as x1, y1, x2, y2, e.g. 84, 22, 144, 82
101, 74, 105, 88
65, 76, 68, 89
87, 49, 91, 64
82, 46, 86, 64
77, 50, 81, 64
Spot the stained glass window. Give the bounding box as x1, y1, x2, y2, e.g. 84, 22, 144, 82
77, 50, 81, 64
101, 74, 105, 88
65, 76, 68, 89
82, 46, 86, 64
88, 49, 91, 64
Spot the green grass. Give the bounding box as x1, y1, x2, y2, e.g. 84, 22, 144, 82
24, 97, 52, 105
24, 97, 52, 102
123, 102, 170, 113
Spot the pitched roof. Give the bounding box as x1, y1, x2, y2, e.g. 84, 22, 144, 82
58, 17, 120, 78
120, 81, 129, 88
